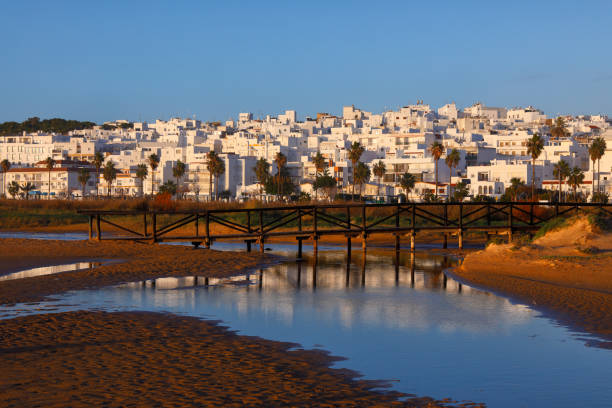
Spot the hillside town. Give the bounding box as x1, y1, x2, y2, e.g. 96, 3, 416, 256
0, 102, 610, 202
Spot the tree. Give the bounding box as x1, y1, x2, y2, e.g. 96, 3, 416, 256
313, 169, 337, 200
445, 148, 460, 198
173, 160, 186, 199
253, 158, 270, 196
348, 142, 365, 199
20, 182, 35, 200
213, 157, 225, 200
507, 177, 525, 201
159, 180, 177, 196
590, 137, 606, 195
1, 159, 10, 198
429, 141, 444, 198
103, 161, 117, 197
206, 151, 219, 200
311, 151, 327, 200
148, 153, 160, 195
567, 166, 585, 201
78, 168, 91, 198
44, 157, 56, 200
92, 151, 104, 198
399, 172, 416, 200
8, 181, 20, 199
452, 182, 469, 202
373, 160, 386, 197
526, 133, 544, 201
553, 160, 570, 202
274, 152, 288, 199
550, 117, 569, 139
353, 162, 370, 197
136, 164, 148, 197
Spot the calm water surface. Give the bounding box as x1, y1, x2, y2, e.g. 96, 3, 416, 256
1, 236, 611, 407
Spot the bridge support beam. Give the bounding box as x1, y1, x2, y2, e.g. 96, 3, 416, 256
259, 237, 265, 253
394, 234, 400, 252
346, 236, 352, 261
312, 236, 319, 256
410, 231, 416, 252
442, 233, 447, 249
458, 229, 463, 250
362, 234, 367, 253
89, 215, 93, 240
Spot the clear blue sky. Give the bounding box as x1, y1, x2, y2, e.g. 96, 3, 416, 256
2, 0, 611, 123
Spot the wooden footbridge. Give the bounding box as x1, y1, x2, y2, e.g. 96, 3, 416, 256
78, 202, 612, 253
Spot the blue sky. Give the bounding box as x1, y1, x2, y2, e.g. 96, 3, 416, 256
1, 0, 611, 123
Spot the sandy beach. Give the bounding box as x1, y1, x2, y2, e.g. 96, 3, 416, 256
454, 218, 612, 348
0, 238, 476, 407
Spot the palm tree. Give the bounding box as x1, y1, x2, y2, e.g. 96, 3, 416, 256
8, 181, 20, 199
550, 117, 569, 139
593, 137, 606, 194
445, 148, 460, 199
373, 160, 386, 197
20, 182, 35, 200
429, 141, 444, 198
348, 142, 365, 199
78, 168, 91, 198
312, 151, 327, 200
526, 133, 544, 201
553, 160, 570, 202
274, 152, 287, 199
399, 172, 416, 201
206, 151, 219, 200
173, 160, 186, 199
92, 151, 104, 198
213, 156, 225, 200
1, 159, 10, 198
147, 153, 160, 195
508, 177, 524, 201
253, 158, 270, 197
136, 164, 148, 197
103, 161, 117, 198
43, 157, 56, 200
567, 166, 585, 201
353, 162, 370, 197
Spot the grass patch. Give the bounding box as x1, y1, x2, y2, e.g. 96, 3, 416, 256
532, 216, 569, 240
587, 211, 612, 231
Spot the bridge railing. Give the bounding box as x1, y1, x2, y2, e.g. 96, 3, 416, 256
77, 202, 612, 251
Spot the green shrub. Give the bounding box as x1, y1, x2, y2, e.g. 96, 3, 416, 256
532, 216, 568, 240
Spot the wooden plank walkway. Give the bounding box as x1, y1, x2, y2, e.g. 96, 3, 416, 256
78, 202, 612, 253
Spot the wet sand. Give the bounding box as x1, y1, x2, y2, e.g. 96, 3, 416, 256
0, 238, 478, 407
455, 219, 612, 348
0, 311, 459, 408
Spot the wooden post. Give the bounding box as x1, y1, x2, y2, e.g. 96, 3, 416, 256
195, 214, 199, 237
395, 234, 400, 252
443, 234, 448, 249
297, 238, 303, 259
346, 205, 351, 232
410, 251, 415, 288
205, 211, 210, 249
88, 215, 93, 240
487, 203, 491, 226
530, 203, 534, 225
458, 203, 463, 249
410, 231, 415, 252
411, 203, 416, 228
347, 236, 352, 261
259, 209, 264, 253
395, 204, 400, 252
313, 206, 318, 236
246, 210, 251, 233
362, 204, 366, 235
555, 203, 559, 217
508, 203, 513, 243
96, 214, 101, 241
362, 234, 367, 253
246, 240, 252, 252
152, 213, 157, 243
313, 236, 318, 256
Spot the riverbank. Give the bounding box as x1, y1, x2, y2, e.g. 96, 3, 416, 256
454, 218, 612, 348
0, 238, 477, 407
0, 310, 456, 407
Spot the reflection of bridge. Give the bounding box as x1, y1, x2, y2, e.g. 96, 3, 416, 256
78, 202, 612, 252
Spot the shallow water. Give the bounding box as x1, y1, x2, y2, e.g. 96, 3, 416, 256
3, 244, 611, 408
0, 261, 102, 281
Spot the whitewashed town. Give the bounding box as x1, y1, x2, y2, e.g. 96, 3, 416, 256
0, 101, 610, 202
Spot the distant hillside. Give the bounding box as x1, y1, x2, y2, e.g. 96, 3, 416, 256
0, 117, 97, 135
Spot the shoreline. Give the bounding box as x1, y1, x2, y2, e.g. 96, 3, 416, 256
452, 219, 612, 349
0, 237, 478, 407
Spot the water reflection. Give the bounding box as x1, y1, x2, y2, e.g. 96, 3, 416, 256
0, 262, 102, 281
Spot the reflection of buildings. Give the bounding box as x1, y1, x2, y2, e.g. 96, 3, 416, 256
117, 251, 532, 334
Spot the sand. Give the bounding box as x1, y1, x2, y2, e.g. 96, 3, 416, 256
0, 238, 479, 407
455, 218, 612, 348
